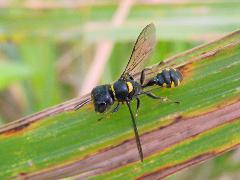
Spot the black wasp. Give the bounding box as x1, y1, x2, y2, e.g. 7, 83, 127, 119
75, 23, 183, 162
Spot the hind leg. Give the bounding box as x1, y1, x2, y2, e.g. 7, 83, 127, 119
141, 91, 180, 104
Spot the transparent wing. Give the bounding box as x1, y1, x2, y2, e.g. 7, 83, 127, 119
74, 97, 92, 111
121, 23, 156, 79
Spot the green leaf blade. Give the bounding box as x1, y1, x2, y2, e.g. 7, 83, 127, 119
0, 29, 240, 179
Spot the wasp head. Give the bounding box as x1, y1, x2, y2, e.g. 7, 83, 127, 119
91, 85, 114, 113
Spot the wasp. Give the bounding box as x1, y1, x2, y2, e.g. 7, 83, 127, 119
75, 23, 183, 162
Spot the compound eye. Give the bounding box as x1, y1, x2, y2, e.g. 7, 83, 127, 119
96, 102, 107, 113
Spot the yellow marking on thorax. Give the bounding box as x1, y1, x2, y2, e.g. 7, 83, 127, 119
127, 82, 133, 93
111, 84, 116, 98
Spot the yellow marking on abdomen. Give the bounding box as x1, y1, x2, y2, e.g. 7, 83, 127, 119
177, 79, 181, 86
127, 82, 133, 93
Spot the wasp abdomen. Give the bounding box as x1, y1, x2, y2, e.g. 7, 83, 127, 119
146, 68, 183, 88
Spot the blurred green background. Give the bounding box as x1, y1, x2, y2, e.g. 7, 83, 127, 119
0, 0, 239, 179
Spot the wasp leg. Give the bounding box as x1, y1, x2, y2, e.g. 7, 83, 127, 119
98, 103, 120, 121
140, 68, 152, 86
123, 72, 134, 81
97, 111, 113, 121
98, 113, 110, 121
126, 100, 143, 162
128, 73, 134, 81
140, 69, 146, 86
112, 102, 120, 113
135, 97, 141, 117
142, 91, 180, 104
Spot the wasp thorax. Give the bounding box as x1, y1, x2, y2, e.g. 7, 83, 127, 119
91, 85, 114, 113
113, 80, 129, 101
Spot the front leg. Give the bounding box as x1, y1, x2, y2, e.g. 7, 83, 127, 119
112, 102, 120, 113
98, 102, 120, 121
